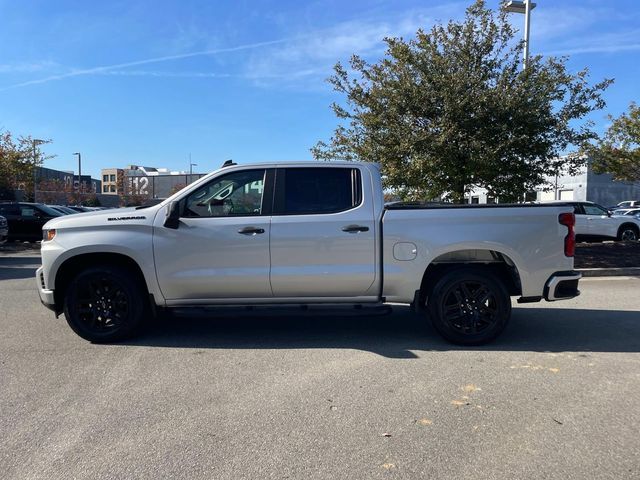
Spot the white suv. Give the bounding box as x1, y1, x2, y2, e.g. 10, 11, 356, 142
569, 202, 639, 241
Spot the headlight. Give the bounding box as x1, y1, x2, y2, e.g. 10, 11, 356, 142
43, 229, 56, 242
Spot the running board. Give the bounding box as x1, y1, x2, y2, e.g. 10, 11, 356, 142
168, 303, 393, 317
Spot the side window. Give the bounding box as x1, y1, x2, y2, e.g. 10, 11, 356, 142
20, 207, 37, 217
583, 204, 607, 215
184, 169, 266, 218
275, 168, 361, 215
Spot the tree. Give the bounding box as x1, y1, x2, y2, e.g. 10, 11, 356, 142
312, 0, 612, 202
586, 103, 640, 182
0, 130, 52, 201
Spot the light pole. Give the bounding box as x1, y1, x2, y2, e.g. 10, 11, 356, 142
32, 139, 45, 203
73, 152, 82, 195
189, 153, 197, 176
504, 0, 536, 69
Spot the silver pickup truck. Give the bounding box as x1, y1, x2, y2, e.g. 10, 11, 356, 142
36, 162, 580, 345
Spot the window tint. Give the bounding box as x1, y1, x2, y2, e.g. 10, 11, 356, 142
0, 205, 19, 215
276, 168, 361, 215
184, 169, 266, 217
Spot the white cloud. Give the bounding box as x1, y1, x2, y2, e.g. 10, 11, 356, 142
244, 4, 465, 85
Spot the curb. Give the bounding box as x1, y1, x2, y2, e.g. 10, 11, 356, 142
577, 267, 640, 277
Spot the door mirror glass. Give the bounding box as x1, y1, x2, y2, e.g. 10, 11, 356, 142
164, 201, 181, 229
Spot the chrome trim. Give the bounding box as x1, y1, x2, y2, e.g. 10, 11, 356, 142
545, 272, 581, 301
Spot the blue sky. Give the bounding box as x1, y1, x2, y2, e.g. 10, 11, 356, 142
1, 0, 639, 179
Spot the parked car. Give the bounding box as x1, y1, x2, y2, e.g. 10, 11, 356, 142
0, 202, 63, 241
609, 200, 640, 210
612, 208, 640, 217
38, 161, 580, 346
65, 206, 92, 213
0, 215, 8, 244
543, 201, 640, 242
47, 205, 78, 215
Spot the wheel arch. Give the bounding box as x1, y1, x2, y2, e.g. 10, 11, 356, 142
53, 252, 149, 313
417, 249, 522, 308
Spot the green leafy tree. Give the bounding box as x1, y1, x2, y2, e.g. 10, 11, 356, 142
0, 130, 52, 200
312, 0, 612, 202
586, 102, 640, 182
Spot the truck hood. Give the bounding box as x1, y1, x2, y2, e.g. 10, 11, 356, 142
43, 206, 159, 230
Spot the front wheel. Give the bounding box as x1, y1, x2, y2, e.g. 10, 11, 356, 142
63, 266, 146, 342
427, 268, 511, 346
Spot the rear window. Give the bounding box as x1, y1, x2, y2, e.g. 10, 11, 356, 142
275, 168, 362, 215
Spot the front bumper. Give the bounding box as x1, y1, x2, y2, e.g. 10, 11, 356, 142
544, 271, 581, 301
36, 266, 56, 312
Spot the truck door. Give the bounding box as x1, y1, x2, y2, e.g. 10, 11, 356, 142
269, 166, 377, 298
153, 168, 274, 301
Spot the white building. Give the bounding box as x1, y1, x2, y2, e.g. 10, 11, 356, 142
466, 158, 640, 207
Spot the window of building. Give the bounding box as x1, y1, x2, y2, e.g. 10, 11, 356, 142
274, 168, 361, 215
103, 185, 108, 193
103, 175, 109, 182
471, 196, 480, 204
109, 185, 116, 193
110, 174, 116, 182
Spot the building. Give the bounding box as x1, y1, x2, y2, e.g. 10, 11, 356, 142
465, 157, 640, 206
101, 165, 205, 199
536, 160, 640, 207
100, 168, 124, 195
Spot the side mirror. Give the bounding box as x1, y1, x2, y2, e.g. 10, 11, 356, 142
164, 201, 181, 229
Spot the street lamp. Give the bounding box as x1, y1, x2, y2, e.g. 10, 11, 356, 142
32, 139, 45, 203
504, 0, 536, 69
73, 152, 82, 194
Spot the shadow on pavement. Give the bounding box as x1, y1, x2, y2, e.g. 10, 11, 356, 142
0, 257, 41, 281
121, 306, 640, 357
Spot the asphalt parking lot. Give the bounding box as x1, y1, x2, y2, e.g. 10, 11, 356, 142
1, 254, 639, 479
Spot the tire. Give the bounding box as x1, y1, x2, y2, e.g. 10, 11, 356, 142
617, 225, 639, 242
427, 267, 511, 346
63, 266, 146, 342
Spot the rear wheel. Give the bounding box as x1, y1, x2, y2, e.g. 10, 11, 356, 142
427, 268, 511, 346
63, 266, 146, 342
618, 225, 639, 242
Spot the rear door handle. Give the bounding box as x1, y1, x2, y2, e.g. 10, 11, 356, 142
342, 224, 369, 233
238, 226, 265, 235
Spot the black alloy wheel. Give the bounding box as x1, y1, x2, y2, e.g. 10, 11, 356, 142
427, 268, 511, 345
63, 266, 145, 342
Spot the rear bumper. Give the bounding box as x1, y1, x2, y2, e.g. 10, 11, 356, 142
544, 271, 581, 301
36, 266, 56, 312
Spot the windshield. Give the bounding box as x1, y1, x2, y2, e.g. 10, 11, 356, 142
38, 204, 65, 216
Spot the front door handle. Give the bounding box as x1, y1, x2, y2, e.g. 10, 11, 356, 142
238, 226, 265, 235
342, 224, 369, 233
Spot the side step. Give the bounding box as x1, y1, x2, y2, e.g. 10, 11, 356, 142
168, 303, 394, 318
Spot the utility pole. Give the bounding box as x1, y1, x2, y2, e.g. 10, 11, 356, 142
73, 152, 82, 196
32, 139, 45, 203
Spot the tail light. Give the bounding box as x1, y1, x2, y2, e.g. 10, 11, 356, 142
558, 213, 575, 257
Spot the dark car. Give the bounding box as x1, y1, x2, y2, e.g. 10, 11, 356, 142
0, 215, 8, 244
47, 205, 78, 215
0, 202, 63, 242
66, 205, 92, 213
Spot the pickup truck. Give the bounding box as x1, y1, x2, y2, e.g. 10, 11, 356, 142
36, 162, 581, 345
